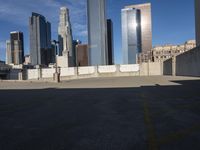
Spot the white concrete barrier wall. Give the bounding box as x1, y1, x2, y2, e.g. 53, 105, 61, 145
27, 69, 39, 80
149, 62, 163, 76
120, 64, 139, 72
25, 62, 163, 80
42, 68, 55, 78
98, 65, 117, 73
60, 67, 75, 77
78, 66, 95, 75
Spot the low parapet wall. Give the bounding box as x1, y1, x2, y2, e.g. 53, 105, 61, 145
21, 63, 163, 81
163, 46, 200, 77
163, 58, 173, 75
176, 46, 200, 76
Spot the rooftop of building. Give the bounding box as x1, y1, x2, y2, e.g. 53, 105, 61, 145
31, 12, 45, 19
60, 7, 68, 10
153, 40, 196, 48
10, 31, 23, 34
125, 3, 151, 8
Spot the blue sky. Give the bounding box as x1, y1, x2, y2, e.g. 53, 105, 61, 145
0, 0, 195, 64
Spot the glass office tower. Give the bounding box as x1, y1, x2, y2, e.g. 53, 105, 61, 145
29, 12, 52, 66
87, 0, 108, 66
121, 8, 142, 64
195, 0, 200, 46
126, 3, 152, 53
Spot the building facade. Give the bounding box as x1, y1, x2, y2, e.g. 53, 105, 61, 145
107, 19, 114, 65
76, 44, 88, 67
126, 3, 152, 53
87, 0, 108, 66
6, 32, 24, 65
152, 40, 196, 62
29, 12, 52, 66
121, 8, 142, 64
195, 0, 200, 46
6, 40, 11, 65
58, 7, 73, 67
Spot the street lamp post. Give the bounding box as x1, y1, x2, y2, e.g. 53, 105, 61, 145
52, 40, 60, 83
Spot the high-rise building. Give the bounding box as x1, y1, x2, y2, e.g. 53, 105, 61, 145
87, 0, 108, 66
10, 31, 24, 65
195, 0, 200, 46
6, 40, 11, 64
47, 44, 56, 64
121, 8, 142, 64
29, 12, 52, 66
126, 3, 152, 53
107, 19, 114, 65
6, 32, 24, 65
76, 44, 88, 67
122, 3, 152, 64
58, 7, 73, 67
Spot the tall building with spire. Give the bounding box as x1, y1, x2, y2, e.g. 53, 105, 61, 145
58, 7, 73, 67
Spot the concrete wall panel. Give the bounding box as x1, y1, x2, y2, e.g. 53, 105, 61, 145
120, 64, 139, 72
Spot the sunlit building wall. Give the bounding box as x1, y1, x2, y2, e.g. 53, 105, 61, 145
58, 7, 73, 66
121, 8, 142, 64
126, 3, 152, 53
6, 40, 11, 65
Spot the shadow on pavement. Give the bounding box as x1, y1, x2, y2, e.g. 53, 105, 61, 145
0, 79, 200, 150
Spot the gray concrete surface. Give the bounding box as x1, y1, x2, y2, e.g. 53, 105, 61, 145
163, 46, 200, 77
0, 76, 200, 150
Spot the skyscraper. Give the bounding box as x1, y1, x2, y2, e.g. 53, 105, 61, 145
87, 0, 108, 66
58, 7, 73, 67
10, 31, 24, 65
126, 3, 152, 53
107, 19, 114, 65
122, 3, 152, 64
6, 40, 11, 64
29, 12, 52, 66
195, 0, 200, 46
121, 8, 142, 64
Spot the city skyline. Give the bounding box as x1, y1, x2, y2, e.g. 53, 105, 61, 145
0, 0, 196, 64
